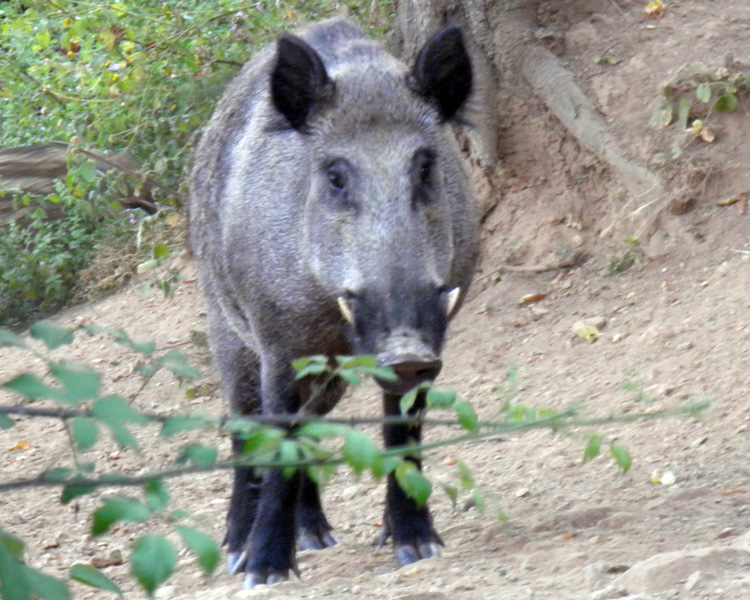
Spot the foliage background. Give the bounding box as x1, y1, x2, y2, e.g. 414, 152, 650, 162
0, 0, 395, 327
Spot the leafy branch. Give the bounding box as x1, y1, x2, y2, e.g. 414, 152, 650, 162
0, 319, 708, 598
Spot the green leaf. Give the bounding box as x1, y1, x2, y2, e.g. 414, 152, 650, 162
81, 326, 156, 355
145, 480, 170, 512
335, 355, 377, 369
70, 564, 122, 596
175, 444, 218, 468
371, 455, 402, 479
426, 387, 456, 408
337, 370, 361, 386
157, 350, 200, 379
357, 365, 398, 382
471, 489, 486, 511
91, 496, 151, 536
279, 439, 300, 478
583, 435, 601, 462
3, 374, 62, 401
696, 82, 711, 103
343, 430, 379, 475
131, 535, 177, 595
456, 461, 475, 490
34, 30, 51, 49
160, 415, 209, 436
296, 421, 349, 439
239, 428, 285, 457
24, 565, 70, 600
610, 444, 632, 473
61, 482, 96, 505
91, 396, 149, 425
49, 362, 101, 403
455, 400, 478, 431
77, 161, 97, 184
0, 329, 27, 349
153, 243, 169, 260
0, 533, 29, 600
291, 355, 327, 374
294, 362, 328, 379
71, 417, 98, 450
0, 413, 13, 429
505, 404, 537, 423
175, 527, 219, 575
136, 363, 158, 377
0, 529, 24, 558
677, 98, 691, 130
715, 93, 737, 113
45, 468, 74, 482
105, 422, 139, 449
399, 388, 419, 415
650, 101, 672, 129
442, 484, 458, 510
30, 321, 74, 350
394, 462, 432, 507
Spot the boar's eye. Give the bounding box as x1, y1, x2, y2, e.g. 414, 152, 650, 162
419, 160, 432, 183
412, 148, 436, 205
324, 160, 348, 193
414, 148, 436, 185
328, 169, 346, 191
322, 159, 357, 211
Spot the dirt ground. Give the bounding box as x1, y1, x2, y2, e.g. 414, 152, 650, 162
3, 1, 750, 599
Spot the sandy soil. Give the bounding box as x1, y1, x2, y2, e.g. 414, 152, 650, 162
3, 1, 750, 599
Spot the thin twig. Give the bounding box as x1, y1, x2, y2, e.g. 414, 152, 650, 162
0, 402, 708, 494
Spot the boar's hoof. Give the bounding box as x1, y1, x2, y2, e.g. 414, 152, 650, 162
394, 541, 442, 567
227, 551, 247, 575
298, 528, 339, 551
243, 570, 289, 589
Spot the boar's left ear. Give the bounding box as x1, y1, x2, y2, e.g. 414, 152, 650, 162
271, 34, 334, 131
409, 26, 472, 122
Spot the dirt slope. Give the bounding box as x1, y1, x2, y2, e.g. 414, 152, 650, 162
3, 1, 750, 599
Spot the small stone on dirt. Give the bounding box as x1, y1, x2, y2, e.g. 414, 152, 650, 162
90, 549, 123, 569
340, 484, 362, 502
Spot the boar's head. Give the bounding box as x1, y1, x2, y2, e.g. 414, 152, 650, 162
271, 25, 474, 395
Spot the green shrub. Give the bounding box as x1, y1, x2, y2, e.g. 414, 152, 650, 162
0, 0, 396, 326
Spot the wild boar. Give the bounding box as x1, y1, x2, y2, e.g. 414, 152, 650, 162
189, 18, 478, 588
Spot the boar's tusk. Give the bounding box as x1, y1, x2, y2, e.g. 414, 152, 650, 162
446, 287, 461, 316
337, 296, 354, 324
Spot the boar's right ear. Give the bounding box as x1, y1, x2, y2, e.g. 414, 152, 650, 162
271, 34, 333, 131
408, 26, 472, 122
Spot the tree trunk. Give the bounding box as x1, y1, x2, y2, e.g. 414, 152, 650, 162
395, 0, 665, 205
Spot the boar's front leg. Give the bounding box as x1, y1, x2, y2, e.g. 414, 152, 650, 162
205, 310, 264, 575
242, 354, 303, 589
380, 391, 444, 566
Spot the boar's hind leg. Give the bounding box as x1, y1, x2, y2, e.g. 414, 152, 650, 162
297, 475, 338, 550
381, 391, 444, 566
206, 315, 263, 575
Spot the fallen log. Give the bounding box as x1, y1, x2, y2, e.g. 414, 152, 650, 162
0, 142, 163, 223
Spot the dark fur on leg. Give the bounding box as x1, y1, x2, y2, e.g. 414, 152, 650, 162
380, 391, 443, 565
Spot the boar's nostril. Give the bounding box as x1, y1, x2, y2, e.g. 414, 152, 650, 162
391, 359, 442, 388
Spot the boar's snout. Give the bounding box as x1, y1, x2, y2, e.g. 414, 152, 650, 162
381, 357, 443, 395
376, 334, 443, 395
339, 282, 457, 394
